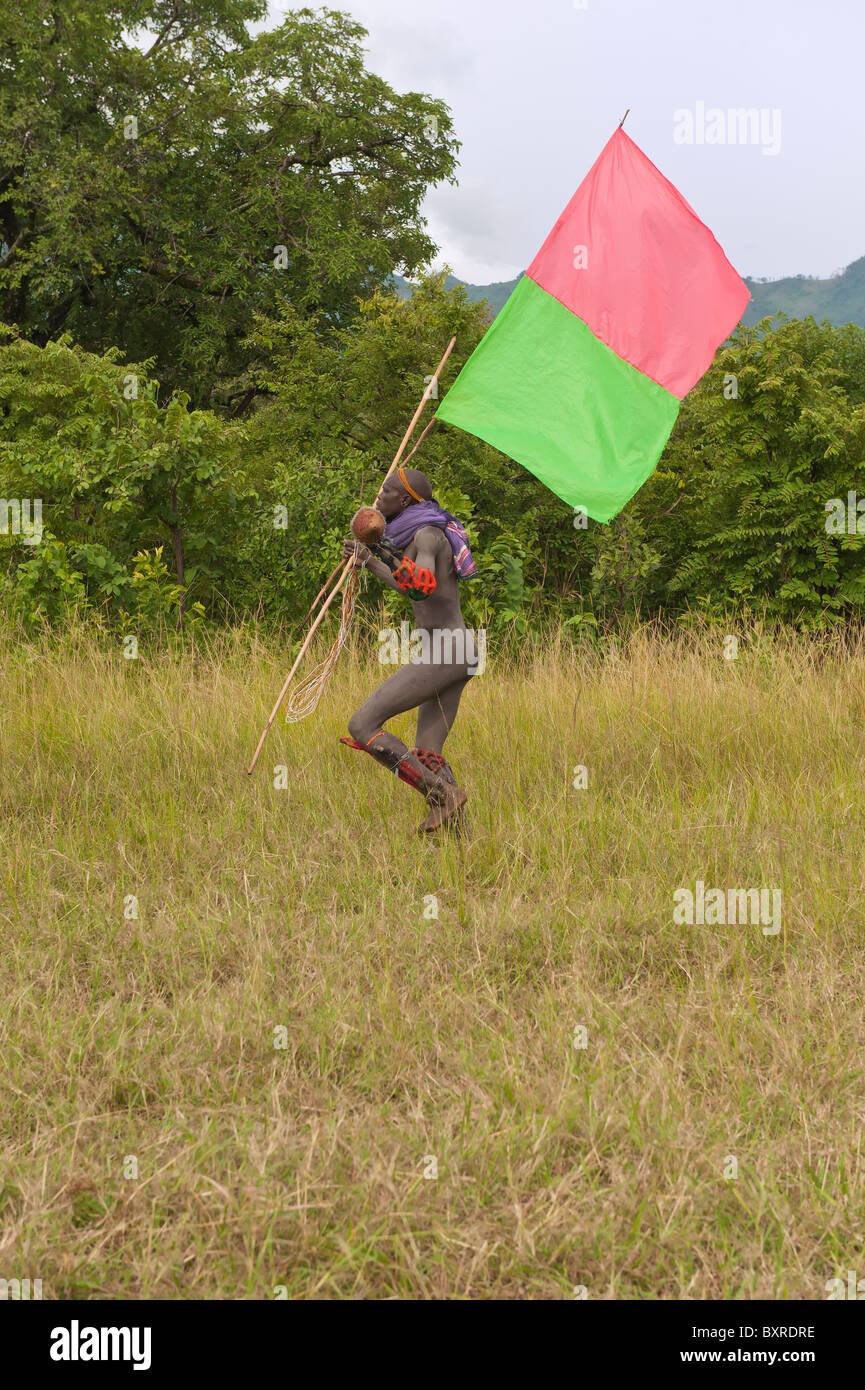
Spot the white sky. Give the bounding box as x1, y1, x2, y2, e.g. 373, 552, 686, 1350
268, 0, 863, 284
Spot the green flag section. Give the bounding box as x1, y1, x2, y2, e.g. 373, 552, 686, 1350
436, 274, 680, 523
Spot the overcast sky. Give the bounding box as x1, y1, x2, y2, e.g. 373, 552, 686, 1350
269, 0, 862, 285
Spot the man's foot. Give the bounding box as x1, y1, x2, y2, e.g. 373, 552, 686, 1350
410, 747, 468, 835
417, 785, 468, 834
339, 733, 469, 834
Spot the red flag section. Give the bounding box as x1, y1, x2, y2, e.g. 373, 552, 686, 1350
526, 128, 749, 398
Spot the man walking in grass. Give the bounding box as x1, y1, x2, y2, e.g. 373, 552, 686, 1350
340, 465, 479, 834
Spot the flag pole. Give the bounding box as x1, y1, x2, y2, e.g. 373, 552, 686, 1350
382, 336, 455, 483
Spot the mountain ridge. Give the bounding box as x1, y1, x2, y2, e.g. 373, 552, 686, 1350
391, 257, 865, 328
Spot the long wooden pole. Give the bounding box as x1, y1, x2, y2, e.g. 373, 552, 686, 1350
382, 336, 455, 483
247, 556, 354, 774
399, 415, 438, 471
247, 337, 457, 773
302, 558, 343, 625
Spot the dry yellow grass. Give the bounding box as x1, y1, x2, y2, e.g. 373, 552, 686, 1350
1, 618, 863, 1299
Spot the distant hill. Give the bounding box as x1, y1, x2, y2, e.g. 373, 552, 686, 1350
391, 271, 521, 316
741, 256, 865, 328
392, 256, 865, 329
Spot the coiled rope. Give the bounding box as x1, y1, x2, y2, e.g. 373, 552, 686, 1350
283, 565, 361, 723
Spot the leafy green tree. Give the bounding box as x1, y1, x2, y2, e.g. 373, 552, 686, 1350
0, 328, 248, 625
0, 3, 457, 407
651, 315, 865, 624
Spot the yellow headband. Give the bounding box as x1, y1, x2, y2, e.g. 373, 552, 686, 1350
398, 465, 424, 502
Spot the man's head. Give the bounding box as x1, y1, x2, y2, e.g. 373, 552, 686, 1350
374, 468, 433, 519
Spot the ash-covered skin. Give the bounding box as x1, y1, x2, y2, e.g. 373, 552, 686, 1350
342, 470, 475, 756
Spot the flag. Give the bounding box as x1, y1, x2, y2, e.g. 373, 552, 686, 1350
436, 128, 749, 522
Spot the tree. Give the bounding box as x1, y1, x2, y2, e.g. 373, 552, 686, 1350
623, 315, 865, 624
0, 3, 458, 408
0, 327, 248, 625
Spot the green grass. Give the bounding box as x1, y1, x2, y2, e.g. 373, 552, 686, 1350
1, 619, 863, 1299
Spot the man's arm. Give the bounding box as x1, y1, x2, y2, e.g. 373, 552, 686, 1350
366, 551, 407, 591
410, 527, 447, 594
342, 539, 403, 591
343, 527, 443, 598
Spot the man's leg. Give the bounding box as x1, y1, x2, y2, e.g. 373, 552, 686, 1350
415, 676, 472, 755
345, 662, 471, 830
348, 661, 451, 752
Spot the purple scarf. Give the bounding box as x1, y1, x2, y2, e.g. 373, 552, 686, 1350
385, 500, 479, 580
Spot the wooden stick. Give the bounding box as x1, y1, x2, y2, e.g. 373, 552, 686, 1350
382, 335, 455, 483
400, 415, 438, 470
247, 556, 354, 774
302, 558, 343, 624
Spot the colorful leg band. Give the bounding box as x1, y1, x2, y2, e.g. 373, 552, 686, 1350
338, 735, 423, 789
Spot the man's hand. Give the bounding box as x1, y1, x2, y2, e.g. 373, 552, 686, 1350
342, 538, 369, 568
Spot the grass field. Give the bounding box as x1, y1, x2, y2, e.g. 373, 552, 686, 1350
2, 618, 863, 1299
